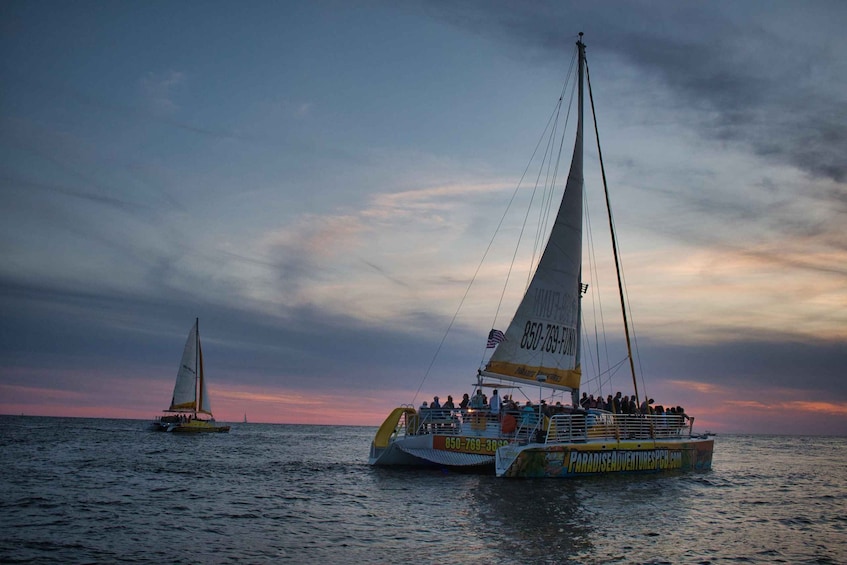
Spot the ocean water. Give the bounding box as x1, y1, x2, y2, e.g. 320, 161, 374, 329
0, 416, 844, 564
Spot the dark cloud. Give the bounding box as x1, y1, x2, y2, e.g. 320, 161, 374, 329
422, 1, 847, 184
642, 336, 847, 400
361, 259, 412, 288
0, 272, 476, 396
1, 173, 147, 217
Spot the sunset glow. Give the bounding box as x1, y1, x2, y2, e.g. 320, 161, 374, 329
2, 3, 845, 436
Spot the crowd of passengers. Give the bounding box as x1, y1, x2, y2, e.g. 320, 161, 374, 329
578, 391, 690, 419
419, 388, 689, 422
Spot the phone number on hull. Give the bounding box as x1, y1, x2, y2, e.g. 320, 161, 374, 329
434, 436, 510, 455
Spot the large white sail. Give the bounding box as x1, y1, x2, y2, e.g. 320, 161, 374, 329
169, 320, 199, 411
484, 42, 585, 392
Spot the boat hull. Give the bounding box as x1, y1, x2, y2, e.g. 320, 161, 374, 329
370, 433, 495, 468
149, 420, 230, 433
495, 437, 713, 478
369, 406, 713, 478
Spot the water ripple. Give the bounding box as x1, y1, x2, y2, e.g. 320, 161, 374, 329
1, 417, 846, 564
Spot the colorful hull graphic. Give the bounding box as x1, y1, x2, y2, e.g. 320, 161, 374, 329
498, 438, 714, 478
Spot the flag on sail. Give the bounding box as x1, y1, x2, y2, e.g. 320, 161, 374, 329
487, 329, 506, 348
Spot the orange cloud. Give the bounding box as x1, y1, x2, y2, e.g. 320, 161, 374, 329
727, 399, 847, 417
666, 380, 722, 394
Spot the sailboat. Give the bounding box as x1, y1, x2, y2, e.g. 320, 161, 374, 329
369, 34, 714, 477
150, 318, 230, 433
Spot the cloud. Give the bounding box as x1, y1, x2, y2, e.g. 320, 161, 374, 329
2, 67, 288, 144
3, 1, 845, 430
423, 1, 847, 186
140, 70, 186, 113
643, 337, 847, 401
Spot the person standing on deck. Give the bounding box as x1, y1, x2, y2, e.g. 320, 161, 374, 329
470, 389, 485, 409
489, 389, 501, 419
459, 393, 470, 409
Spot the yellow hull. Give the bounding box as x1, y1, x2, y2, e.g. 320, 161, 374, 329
171, 420, 230, 433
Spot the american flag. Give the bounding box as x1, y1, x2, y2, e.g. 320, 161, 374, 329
486, 329, 506, 348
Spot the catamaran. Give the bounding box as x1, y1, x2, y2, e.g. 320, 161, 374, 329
151, 318, 230, 433
369, 34, 714, 477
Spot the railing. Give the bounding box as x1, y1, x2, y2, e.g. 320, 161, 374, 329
405, 407, 508, 436
545, 412, 692, 443
391, 407, 693, 444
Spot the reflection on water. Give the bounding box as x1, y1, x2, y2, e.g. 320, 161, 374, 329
471, 479, 592, 560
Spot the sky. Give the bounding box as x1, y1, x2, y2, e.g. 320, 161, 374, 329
1, 0, 845, 435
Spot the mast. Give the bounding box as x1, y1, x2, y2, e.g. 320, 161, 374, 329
577, 33, 585, 149
194, 317, 200, 416
575, 32, 585, 408
585, 40, 641, 408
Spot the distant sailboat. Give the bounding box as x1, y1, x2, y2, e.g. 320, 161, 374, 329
151, 318, 230, 433
369, 33, 714, 477
243, 413, 247, 424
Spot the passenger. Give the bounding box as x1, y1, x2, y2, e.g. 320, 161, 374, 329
442, 395, 455, 409
431, 396, 441, 409
470, 389, 485, 409
655, 405, 667, 431
613, 391, 622, 414
489, 389, 501, 418
520, 401, 537, 426
418, 401, 429, 432
459, 393, 470, 409
606, 395, 614, 412
580, 392, 589, 409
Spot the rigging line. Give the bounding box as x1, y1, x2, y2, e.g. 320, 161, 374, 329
584, 185, 603, 395
495, 54, 577, 374
535, 79, 576, 283
586, 56, 641, 409
529, 54, 578, 288
587, 189, 635, 400
535, 83, 569, 260
583, 178, 614, 398
483, 48, 578, 341
415, 55, 576, 395
530, 104, 562, 280
617, 248, 650, 401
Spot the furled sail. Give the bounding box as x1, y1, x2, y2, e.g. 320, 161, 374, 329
170, 320, 199, 410
483, 42, 585, 392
